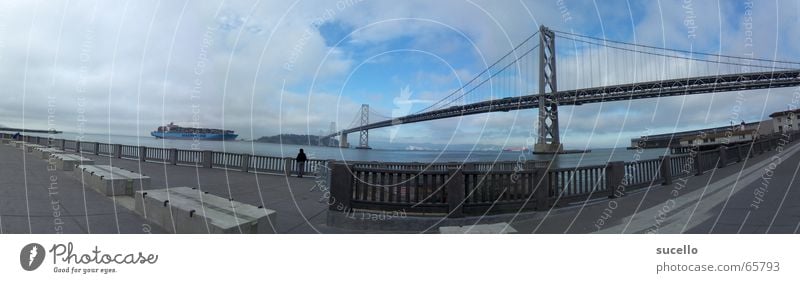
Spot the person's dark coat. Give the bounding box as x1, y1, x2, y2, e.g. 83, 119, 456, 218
296, 150, 307, 162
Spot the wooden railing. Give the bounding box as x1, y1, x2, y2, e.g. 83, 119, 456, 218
623, 158, 663, 190
0, 133, 325, 176
349, 168, 450, 214
548, 165, 608, 201
328, 131, 800, 218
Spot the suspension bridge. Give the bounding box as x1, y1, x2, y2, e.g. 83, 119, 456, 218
322, 25, 800, 153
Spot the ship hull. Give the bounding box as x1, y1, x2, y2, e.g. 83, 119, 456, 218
150, 131, 238, 141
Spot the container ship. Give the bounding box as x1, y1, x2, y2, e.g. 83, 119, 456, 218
151, 122, 238, 141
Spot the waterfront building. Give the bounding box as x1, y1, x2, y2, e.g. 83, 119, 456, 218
769, 108, 800, 133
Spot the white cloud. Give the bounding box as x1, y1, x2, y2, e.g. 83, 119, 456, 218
0, 0, 797, 149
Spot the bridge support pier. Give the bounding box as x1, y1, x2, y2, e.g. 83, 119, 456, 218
533, 143, 563, 153
339, 133, 348, 148
532, 25, 563, 154
328, 122, 337, 147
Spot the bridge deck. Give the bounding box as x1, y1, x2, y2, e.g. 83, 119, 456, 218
329, 70, 800, 137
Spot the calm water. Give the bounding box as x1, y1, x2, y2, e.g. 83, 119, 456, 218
5, 131, 670, 168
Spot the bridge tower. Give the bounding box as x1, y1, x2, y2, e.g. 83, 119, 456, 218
533, 25, 563, 154
328, 122, 337, 147
356, 104, 371, 149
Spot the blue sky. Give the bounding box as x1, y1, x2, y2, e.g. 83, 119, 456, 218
1, 0, 799, 149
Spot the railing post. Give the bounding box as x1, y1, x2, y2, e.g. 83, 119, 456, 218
75, 141, 81, 153
736, 144, 743, 162
284, 157, 293, 176
606, 161, 625, 198
139, 146, 147, 161
446, 168, 465, 218
241, 154, 251, 172
660, 155, 672, 185
202, 150, 213, 168
533, 161, 550, 211
328, 162, 353, 212
462, 163, 475, 171
171, 148, 179, 165
718, 146, 727, 168
752, 141, 759, 155
694, 151, 703, 176
93, 142, 100, 155
115, 144, 123, 158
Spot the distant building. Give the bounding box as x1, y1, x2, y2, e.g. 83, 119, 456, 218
630, 121, 767, 149
678, 129, 758, 147
769, 108, 800, 133
630, 109, 800, 150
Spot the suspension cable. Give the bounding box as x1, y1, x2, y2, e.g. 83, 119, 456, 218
415, 30, 541, 114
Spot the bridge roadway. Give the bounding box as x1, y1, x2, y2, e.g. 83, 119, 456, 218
329, 70, 800, 137
0, 143, 340, 234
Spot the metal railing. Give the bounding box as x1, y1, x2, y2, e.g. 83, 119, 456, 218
3, 130, 800, 218
548, 165, 607, 201
326, 131, 800, 218
0, 133, 326, 177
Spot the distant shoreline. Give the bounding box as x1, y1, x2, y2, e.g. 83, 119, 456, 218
255, 134, 339, 147
0, 127, 61, 134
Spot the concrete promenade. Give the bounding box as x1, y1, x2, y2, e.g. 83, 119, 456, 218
3, 138, 800, 234
0, 143, 334, 234
513, 137, 800, 234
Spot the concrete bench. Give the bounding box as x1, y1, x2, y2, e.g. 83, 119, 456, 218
74, 165, 150, 196
11, 141, 26, 148
22, 143, 45, 153
34, 147, 65, 159
134, 187, 277, 234
51, 153, 94, 171
439, 222, 518, 234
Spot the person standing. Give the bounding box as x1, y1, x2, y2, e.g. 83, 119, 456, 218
295, 148, 308, 178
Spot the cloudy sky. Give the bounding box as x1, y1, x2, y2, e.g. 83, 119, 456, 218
1, 0, 799, 149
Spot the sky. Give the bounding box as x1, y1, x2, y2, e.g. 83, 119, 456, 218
0, 0, 799, 149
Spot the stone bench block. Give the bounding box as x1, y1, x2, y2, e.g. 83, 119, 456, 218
135, 187, 277, 234
51, 153, 94, 171
23, 143, 45, 152
11, 141, 26, 148
439, 222, 518, 234
35, 147, 64, 159
74, 165, 149, 196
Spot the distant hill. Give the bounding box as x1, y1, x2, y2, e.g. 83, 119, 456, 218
0, 127, 62, 134
255, 134, 338, 146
